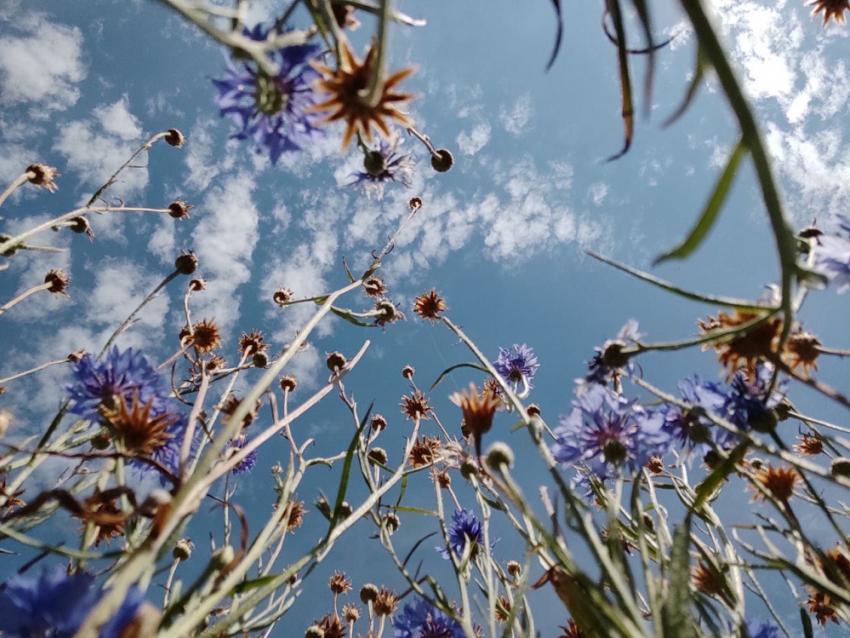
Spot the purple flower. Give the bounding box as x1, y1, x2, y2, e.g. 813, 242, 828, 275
212, 26, 323, 163
659, 376, 729, 462
551, 384, 669, 478
67, 347, 170, 421
814, 214, 850, 292
725, 364, 787, 435
585, 320, 642, 386
438, 508, 493, 560
348, 133, 414, 199
0, 565, 145, 638
227, 434, 258, 475
745, 619, 780, 638
393, 598, 465, 638
493, 344, 539, 389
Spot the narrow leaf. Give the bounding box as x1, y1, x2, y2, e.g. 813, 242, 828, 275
230, 575, 278, 595
605, 0, 634, 162
801, 606, 814, 638
402, 531, 439, 569
692, 442, 748, 512
429, 362, 490, 391
654, 139, 747, 265
328, 404, 372, 533
330, 306, 375, 328
546, 0, 563, 71
662, 517, 698, 638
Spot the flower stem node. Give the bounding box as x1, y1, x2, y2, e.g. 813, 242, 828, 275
172, 538, 193, 561
831, 457, 850, 479
359, 584, 379, 604
485, 442, 515, 471
431, 149, 454, 172
175, 250, 199, 275
326, 351, 347, 372
164, 128, 185, 148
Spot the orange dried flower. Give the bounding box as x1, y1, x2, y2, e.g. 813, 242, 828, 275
190, 318, 222, 354
807, 0, 850, 25
749, 463, 799, 503
400, 390, 432, 421
449, 383, 500, 455
697, 310, 782, 377
783, 331, 821, 377
408, 435, 440, 468
101, 393, 176, 456
239, 329, 268, 357
413, 289, 447, 324
794, 434, 824, 457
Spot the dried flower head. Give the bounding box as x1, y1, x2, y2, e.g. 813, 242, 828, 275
408, 435, 440, 468
285, 500, 306, 531
207, 355, 226, 372
326, 351, 347, 372
100, 392, 177, 456
363, 277, 387, 298
332, 4, 361, 30
783, 331, 821, 377
495, 596, 511, 623
749, 463, 799, 503
450, 383, 500, 454
807, 0, 850, 25
309, 41, 415, 149
691, 562, 725, 598
359, 584, 379, 604
374, 298, 403, 328
402, 364, 415, 380
190, 318, 222, 354
69, 216, 92, 236
76, 491, 127, 546
164, 128, 185, 147
557, 619, 585, 638
413, 289, 447, 323
175, 250, 199, 275
400, 390, 432, 422
168, 200, 193, 220
44, 269, 70, 297
807, 591, 840, 626
188, 277, 206, 292
431, 149, 454, 173
433, 468, 452, 489
409, 196, 423, 210
280, 375, 298, 392
273, 288, 293, 307
26, 164, 59, 191
370, 414, 387, 431
239, 329, 269, 357
252, 351, 270, 368
698, 310, 782, 378
329, 572, 352, 595
506, 560, 522, 579
342, 603, 360, 623
373, 587, 398, 617
173, 538, 193, 561
368, 447, 388, 465
0, 475, 25, 512
795, 434, 824, 456
220, 394, 261, 429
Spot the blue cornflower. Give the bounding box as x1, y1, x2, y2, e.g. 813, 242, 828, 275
493, 344, 539, 390
551, 384, 669, 478
726, 364, 787, 435
814, 214, 850, 292
348, 133, 414, 199
659, 376, 730, 461
585, 320, 642, 386
67, 347, 170, 421
394, 597, 465, 638
227, 434, 258, 475
212, 26, 323, 163
0, 565, 145, 638
745, 619, 781, 638
439, 508, 493, 560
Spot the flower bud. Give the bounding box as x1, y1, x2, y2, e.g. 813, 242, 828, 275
485, 442, 514, 471
26, 164, 59, 191
164, 128, 185, 148
460, 460, 479, 480
168, 201, 193, 220
175, 251, 198, 275
368, 447, 388, 465
506, 561, 522, 578
409, 197, 423, 211
280, 375, 297, 392
831, 457, 850, 479
305, 625, 325, 638
402, 365, 415, 380
360, 584, 379, 604
431, 149, 454, 173
69, 216, 91, 234
252, 351, 270, 368
383, 512, 400, 533
173, 538, 193, 561
326, 351, 347, 372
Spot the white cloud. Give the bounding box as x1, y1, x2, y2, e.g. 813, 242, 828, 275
588, 183, 609, 206
456, 122, 492, 156
499, 94, 534, 135
54, 96, 149, 222
191, 172, 260, 329
148, 216, 176, 265
0, 11, 86, 115
184, 118, 238, 192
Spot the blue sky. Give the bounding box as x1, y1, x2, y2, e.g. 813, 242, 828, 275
1, 0, 850, 635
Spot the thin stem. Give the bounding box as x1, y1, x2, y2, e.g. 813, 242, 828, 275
85, 133, 168, 207
0, 282, 52, 316
0, 357, 71, 386
0, 172, 34, 210
363, 0, 391, 107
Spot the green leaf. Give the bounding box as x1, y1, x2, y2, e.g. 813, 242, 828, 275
230, 575, 278, 595
342, 258, 356, 283
402, 531, 439, 569
394, 506, 439, 516
605, 0, 634, 162
429, 362, 490, 391
663, 48, 706, 128
662, 517, 698, 638
801, 606, 814, 638
328, 404, 372, 533
692, 441, 749, 512
654, 139, 747, 265
329, 306, 375, 328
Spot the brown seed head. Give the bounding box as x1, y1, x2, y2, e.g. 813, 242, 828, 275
69, 216, 91, 236
408, 435, 440, 468
326, 351, 347, 372
433, 468, 452, 489
100, 393, 176, 456
273, 288, 294, 307
373, 587, 398, 617
413, 289, 447, 324
207, 355, 227, 372
370, 414, 387, 431
783, 331, 821, 377
506, 560, 522, 579
368, 447, 388, 465
329, 571, 352, 595
795, 434, 824, 457
402, 364, 415, 380
691, 562, 724, 597
280, 375, 298, 392
431, 149, 454, 173
76, 491, 127, 546
400, 390, 432, 421
697, 310, 782, 378
807, 591, 840, 626
557, 619, 585, 638
363, 277, 387, 297
285, 500, 306, 531
409, 196, 423, 211
168, 201, 193, 220
332, 3, 361, 30
190, 318, 222, 354
239, 329, 269, 357
26, 164, 59, 191
44, 269, 70, 296
175, 250, 198, 275
164, 128, 185, 147
646, 455, 664, 475
374, 298, 403, 328
359, 584, 379, 604
749, 463, 799, 503
252, 351, 270, 368
806, 0, 850, 25
309, 41, 416, 149
342, 603, 361, 623
220, 394, 261, 429
188, 277, 206, 292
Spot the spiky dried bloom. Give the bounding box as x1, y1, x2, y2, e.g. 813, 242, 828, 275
101, 393, 176, 456
374, 298, 403, 328
280, 375, 298, 392
370, 414, 387, 431
783, 331, 821, 377
26, 164, 59, 191
408, 436, 441, 468
316, 614, 345, 638
557, 620, 585, 638
698, 310, 782, 378
326, 351, 347, 371
76, 491, 127, 546
309, 41, 415, 149
285, 500, 306, 531
190, 318, 222, 354
795, 434, 824, 456
188, 278, 206, 292
449, 383, 500, 451
691, 562, 724, 597
239, 329, 269, 357
400, 390, 432, 421
495, 596, 511, 623
413, 289, 447, 324
220, 394, 261, 429
273, 288, 293, 307
342, 603, 360, 623
329, 572, 352, 595
433, 468, 452, 489
807, 0, 850, 25
749, 463, 799, 503
168, 200, 193, 220
363, 277, 387, 297
207, 355, 227, 372
807, 591, 840, 626
373, 587, 398, 617
175, 250, 198, 275
402, 364, 415, 380
164, 128, 185, 147
44, 269, 70, 296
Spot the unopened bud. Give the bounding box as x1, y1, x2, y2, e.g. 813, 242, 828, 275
485, 442, 514, 471
164, 128, 185, 148
360, 584, 379, 604
431, 149, 454, 173
175, 251, 198, 275
172, 538, 193, 561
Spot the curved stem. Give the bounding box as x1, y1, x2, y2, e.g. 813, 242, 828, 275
0, 172, 33, 211
0, 282, 51, 316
